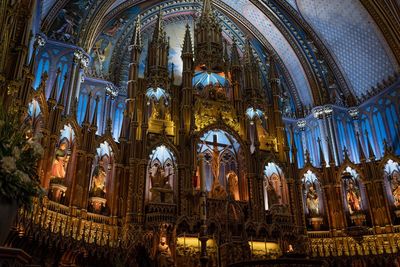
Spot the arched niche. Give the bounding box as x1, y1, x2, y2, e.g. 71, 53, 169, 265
263, 162, 288, 210
48, 124, 76, 204
383, 159, 400, 220
302, 170, 325, 230
197, 129, 244, 200
25, 99, 43, 136
146, 145, 177, 204
146, 87, 171, 121
88, 141, 114, 215
341, 167, 369, 226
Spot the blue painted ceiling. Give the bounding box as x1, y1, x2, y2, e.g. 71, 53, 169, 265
42, 0, 399, 107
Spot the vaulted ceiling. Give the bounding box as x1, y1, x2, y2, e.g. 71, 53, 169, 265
40, 0, 399, 108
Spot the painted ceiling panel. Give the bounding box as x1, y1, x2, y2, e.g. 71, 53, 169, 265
222, 0, 313, 105
297, 0, 399, 96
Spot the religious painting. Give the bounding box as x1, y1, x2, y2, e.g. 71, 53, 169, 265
49, 0, 94, 43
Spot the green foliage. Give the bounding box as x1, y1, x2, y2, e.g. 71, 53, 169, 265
0, 104, 44, 208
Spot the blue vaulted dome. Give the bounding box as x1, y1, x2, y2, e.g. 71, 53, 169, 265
192, 70, 229, 89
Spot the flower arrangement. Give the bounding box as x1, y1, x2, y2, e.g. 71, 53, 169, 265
0, 105, 44, 207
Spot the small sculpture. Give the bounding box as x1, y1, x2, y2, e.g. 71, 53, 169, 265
91, 165, 107, 198
149, 165, 173, 203
51, 140, 70, 180
347, 181, 362, 214
306, 185, 319, 216
156, 236, 174, 267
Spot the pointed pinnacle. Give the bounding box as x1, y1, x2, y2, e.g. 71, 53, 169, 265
49, 68, 61, 101
231, 39, 240, 66
305, 149, 311, 164
326, 137, 335, 165
57, 74, 68, 106
365, 130, 375, 160
182, 24, 193, 54
343, 146, 350, 160
356, 131, 366, 162
132, 15, 142, 48
91, 96, 100, 128
83, 92, 92, 124
317, 137, 326, 167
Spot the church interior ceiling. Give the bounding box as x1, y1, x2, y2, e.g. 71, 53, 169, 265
41, 0, 400, 108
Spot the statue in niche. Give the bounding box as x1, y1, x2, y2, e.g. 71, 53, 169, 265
390, 172, 400, 208
156, 236, 174, 267
51, 139, 70, 182
265, 178, 279, 208
90, 165, 107, 198
227, 172, 240, 201
346, 181, 362, 214
209, 135, 227, 199
149, 164, 173, 203
306, 185, 319, 216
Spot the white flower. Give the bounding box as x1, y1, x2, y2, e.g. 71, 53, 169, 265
28, 139, 44, 157
12, 147, 20, 160
1, 156, 16, 173
15, 170, 30, 183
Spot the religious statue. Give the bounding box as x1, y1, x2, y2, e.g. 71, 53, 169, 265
227, 172, 240, 200
266, 179, 279, 208
149, 165, 173, 203
91, 165, 107, 198
391, 172, 400, 208
347, 181, 362, 214
209, 135, 228, 199
306, 185, 319, 216
156, 236, 174, 267
51, 140, 70, 180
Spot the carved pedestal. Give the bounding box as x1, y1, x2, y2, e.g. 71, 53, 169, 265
151, 187, 174, 203
394, 209, 400, 218
89, 197, 107, 213
49, 183, 67, 203
350, 213, 366, 226
308, 217, 324, 231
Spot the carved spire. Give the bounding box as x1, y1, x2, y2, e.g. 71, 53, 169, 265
119, 110, 129, 140
49, 68, 61, 101
152, 7, 166, 43
202, 0, 213, 17
83, 92, 92, 125
317, 138, 326, 167
343, 146, 350, 161
132, 15, 142, 48
326, 137, 335, 165
91, 96, 99, 128
356, 131, 366, 162
365, 130, 375, 160
243, 38, 255, 65
268, 54, 279, 83
231, 39, 240, 67
305, 149, 311, 164
182, 24, 193, 54
57, 74, 68, 107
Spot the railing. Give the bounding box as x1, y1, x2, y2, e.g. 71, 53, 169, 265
11, 198, 120, 249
